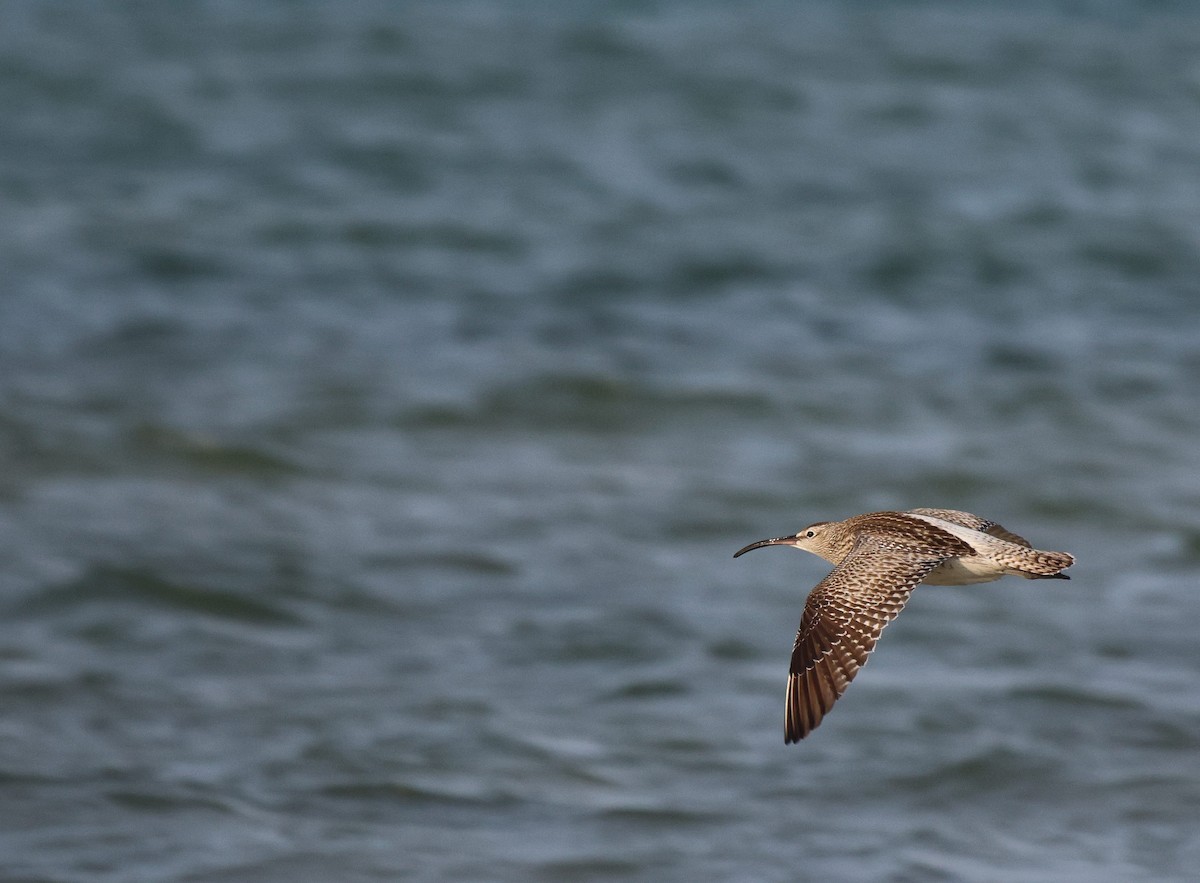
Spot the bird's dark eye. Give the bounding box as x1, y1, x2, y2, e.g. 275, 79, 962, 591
805, 530, 815, 538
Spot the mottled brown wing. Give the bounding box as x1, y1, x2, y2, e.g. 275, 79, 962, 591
906, 507, 1032, 548
785, 548, 946, 743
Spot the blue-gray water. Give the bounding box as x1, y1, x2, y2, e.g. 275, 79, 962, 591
3, 2, 1200, 880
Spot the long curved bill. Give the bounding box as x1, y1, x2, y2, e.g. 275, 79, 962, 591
733, 535, 797, 558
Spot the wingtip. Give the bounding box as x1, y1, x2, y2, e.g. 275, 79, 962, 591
784, 723, 811, 744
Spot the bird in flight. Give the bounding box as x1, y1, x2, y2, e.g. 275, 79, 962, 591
734, 508, 1074, 743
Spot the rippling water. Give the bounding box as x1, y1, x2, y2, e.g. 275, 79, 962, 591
3, 2, 1200, 880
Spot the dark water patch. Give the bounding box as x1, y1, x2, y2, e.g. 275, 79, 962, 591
0, 768, 69, 788
665, 157, 744, 190
80, 317, 188, 351
884, 44, 985, 84
328, 145, 430, 192
1010, 200, 1071, 229
1095, 638, 1138, 661
882, 744, 1059, 802
1008, 683, 1143, 711
409, 695, 494, 723
359, 21, 411, 53
401, 373, 775, 434
646, 736, 714, 754
529, 857, 643, 881
105, 788, 232, 815
553, 268, 647, 299
179, 854, 391, 883
320, 780, 518, 808
499, 606, 691, 667
598, 805, 720, 825
560, 22, 658, 64
261, 216, 526, 254
968, 246, 1029, 287
605, 678, 687, 700
985, 343, 1061, 373
1170, 527, 1200, 563
1077, 226, 1194, 280
130, 425, 299, 476
16, 566, 300, 625
257, 219, 322, 247
861, 247, 934, 292
705, 637, 761, 662
374, 550, 519, 577
664, 252, 790, 293
133, 247, 226, 282
0, 667, 117, 702
480, 731, 616, 787
344, 220, 528, 255
1119, 716, 1200, 752
865, 99, 939, 128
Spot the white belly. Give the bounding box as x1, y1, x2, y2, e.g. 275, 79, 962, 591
923, 556, 1006, 586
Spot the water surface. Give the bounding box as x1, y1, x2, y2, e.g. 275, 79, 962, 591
2, 2, 1200, 880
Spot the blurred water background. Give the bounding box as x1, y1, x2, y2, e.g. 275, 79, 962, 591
2, 1, 1200, 880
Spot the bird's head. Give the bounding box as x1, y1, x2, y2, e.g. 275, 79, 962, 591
733, 521, 845, 564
